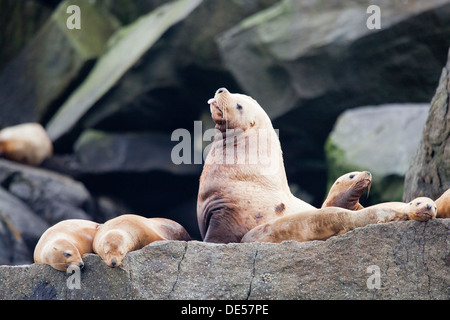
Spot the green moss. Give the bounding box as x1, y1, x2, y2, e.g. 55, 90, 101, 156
324, 137, 405, 205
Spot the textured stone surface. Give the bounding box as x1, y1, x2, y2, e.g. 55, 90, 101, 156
403, 48, 450, 202
0, 219, 448, 300
0, 0, 118, 127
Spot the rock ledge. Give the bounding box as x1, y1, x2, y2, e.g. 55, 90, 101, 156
0, 219, 448, 300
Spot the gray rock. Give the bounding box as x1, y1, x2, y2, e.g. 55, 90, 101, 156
0, 219, 448, 300
0, 159, 93, 225
73, 129, 200, 175
325, 104, 430, 203
403, 48, 450, 202
216, 0, 450, 204
0, 187, 48, 252
45, 0, 204, 145
0, 0, 119, 127
0, 214, 32, 266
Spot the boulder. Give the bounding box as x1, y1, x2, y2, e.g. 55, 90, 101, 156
45, 0, 204, 148
216, 0, 450, 204
0, 212, 33, 266
325, 104, 430, 204
0, 187, 48, 253
0, 0, 53, 73
73, 129, 200, 176
0, 0, 119, 128
0, 219, 448, 299
403, 48, 450, 202
0, 159, 93, 225
45, 0, 278, 152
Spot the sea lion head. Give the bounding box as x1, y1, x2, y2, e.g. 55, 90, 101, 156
404, 197, 437, 221
99, 230, 128, 268
50, 239, 84, 271
208, 88, 271, 132
323, 171, 372, 210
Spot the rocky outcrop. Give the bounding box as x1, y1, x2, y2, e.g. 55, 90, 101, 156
0, 159, 94, 264
217, 0, 450, 203
0, 219, 448, 300
0, 0, 119, 127
403, 48, 450, 202
325, 104, 430, 204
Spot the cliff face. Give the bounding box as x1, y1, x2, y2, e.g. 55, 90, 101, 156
0, 219, 448, 300
403, 48, 450, 202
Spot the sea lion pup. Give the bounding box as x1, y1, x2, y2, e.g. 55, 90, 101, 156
322, 171, 372, 210
0, 123, 53, 166
241, 197, 437, 243
34, 219, 99, 271
435, 188, 450, 218
93, 214, 191, 268
197, 88, 315, 243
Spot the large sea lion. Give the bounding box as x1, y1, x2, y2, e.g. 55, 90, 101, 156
241, 197, 437, 243
93, 214, 191, 268
34, 219, 99, 271
322, 171, 372, 210
435, 188, 450, 218
197, 88, 315, 243
0, 123, 53, 166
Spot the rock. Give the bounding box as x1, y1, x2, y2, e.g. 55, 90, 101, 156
216, 0, 450, 204
0, 0, 53, 72
45, 0, 278, 152
403, 48, 450, 202
69, 129, 201, 235
0, 219, 448, 299
45, 0, 204, 148
73, 129, 200, 176
0, 187, 48, 252
0, 214, 32, 266
0, 159, 93, 225
325, 104, 430, 204
0, 0, 119, 128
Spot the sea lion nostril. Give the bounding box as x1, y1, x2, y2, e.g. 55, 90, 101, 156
216, 88, 228, 95
427, 204, 432, 210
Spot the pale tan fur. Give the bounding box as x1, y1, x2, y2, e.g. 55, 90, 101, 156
435, 188, 450, 218
93, 214, 190, 268
198, 88, 314, 243
241, 197, 437, 243
34, 219, 99, 271
0, 123, 52, 166
322, 171, 372, 210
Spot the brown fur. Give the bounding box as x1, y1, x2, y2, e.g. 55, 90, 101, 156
198, 88, 314, 243
322, 171, 372, 210
241, 197, 436, 243
34, 219, 99, 271
434, 188, 450, 218
93, 214, 190, 268
0, 123, 52, 166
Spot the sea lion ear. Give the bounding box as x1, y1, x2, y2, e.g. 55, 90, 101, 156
250, 120, 255, 127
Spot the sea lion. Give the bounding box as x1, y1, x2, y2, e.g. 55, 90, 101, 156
241, 197, 437, 243
0, 123, 53, 166
34, 219, 99, 271
197, 88, 315, 243
93, 214, 191, 268
322, 171, 372, 210
435, 188, 450, 218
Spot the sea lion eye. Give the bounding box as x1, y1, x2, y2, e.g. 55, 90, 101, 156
63, 252, 72, 258
349, 174, 355, 179
237, 104, 243, 110
416, 202, 421, 206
